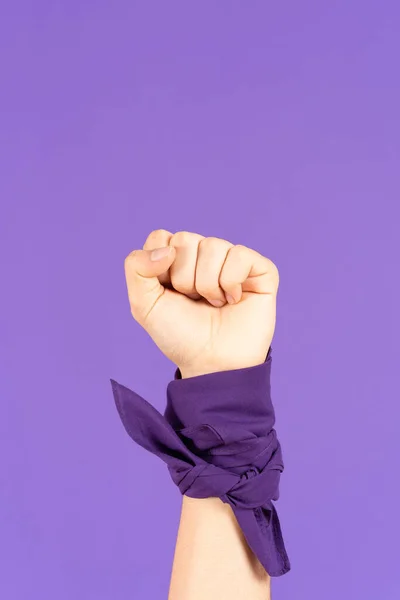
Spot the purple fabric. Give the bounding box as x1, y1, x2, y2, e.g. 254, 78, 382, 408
110, 347, 290, 577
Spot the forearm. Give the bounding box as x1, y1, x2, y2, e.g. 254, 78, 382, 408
114, 229, 290, 595
168, 496, 270, 600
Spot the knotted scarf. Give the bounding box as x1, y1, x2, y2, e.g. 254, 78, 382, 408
110, 347, 290, 577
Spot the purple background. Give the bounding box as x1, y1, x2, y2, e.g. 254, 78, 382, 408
1, 2, 399, 599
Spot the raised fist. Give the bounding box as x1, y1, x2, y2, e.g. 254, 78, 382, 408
124, 229, 279, 378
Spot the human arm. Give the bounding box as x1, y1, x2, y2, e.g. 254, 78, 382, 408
114, 228, 288, 598
168, 496, 270, 600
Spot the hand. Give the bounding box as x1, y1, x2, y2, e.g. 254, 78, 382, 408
124, 229, 280, 378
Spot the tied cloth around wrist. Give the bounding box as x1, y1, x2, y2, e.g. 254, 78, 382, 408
110, 346, 291, 577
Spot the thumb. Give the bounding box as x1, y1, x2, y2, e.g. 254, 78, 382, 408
124, 245, 176, 324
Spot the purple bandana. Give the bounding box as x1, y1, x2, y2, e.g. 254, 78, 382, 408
110, 347, 290, 577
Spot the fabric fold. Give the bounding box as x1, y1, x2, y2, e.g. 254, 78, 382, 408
110, 347, 290, 577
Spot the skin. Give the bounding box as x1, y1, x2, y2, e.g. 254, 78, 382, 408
124, 229, 280, 600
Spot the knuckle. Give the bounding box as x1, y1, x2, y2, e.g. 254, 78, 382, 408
171, 230, 192, 245
199, 236, 228, 251
229, 243, 249, 260
200, 236, 219, 247
146, 228, 171, 242
150, 228, 170, 236
234, 243, 248, 252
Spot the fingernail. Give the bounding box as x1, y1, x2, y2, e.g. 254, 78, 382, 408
210, 299, 225, 307
150, 246, 171, 261
225, 294, 235, 304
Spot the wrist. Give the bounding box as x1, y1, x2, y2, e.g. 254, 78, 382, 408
179, 364, 228, 379
179, 355, 268, 379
